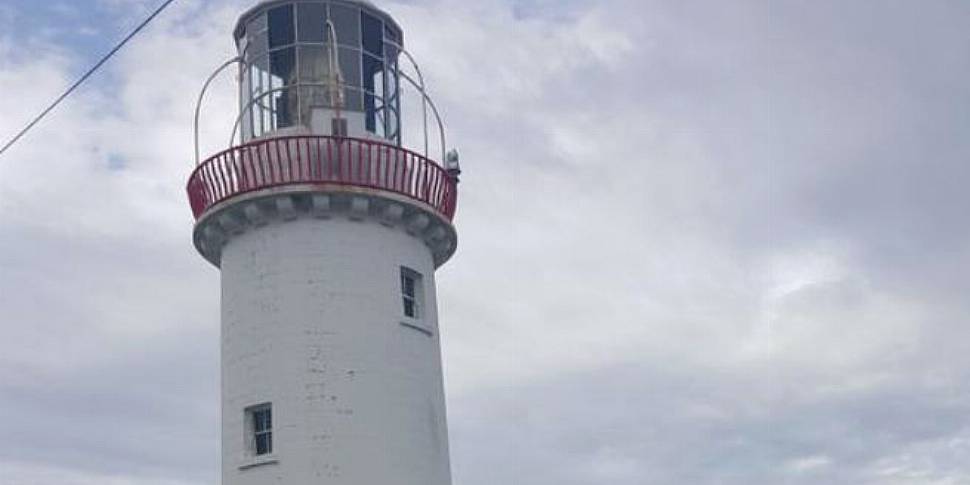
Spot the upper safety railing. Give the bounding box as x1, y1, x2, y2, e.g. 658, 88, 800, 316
186, 135, 457, 221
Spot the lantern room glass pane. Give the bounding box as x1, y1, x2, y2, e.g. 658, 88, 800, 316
240, 67, 252, 139
330, 4, 360, 46
255, 433, 272, 455
270, 47, 296, 86
298, 44, 331, 128
297, 2, 328, 42
254, 408, 271, 431
273, 88, 296, 128
362, 52, 383, 133
361, 11, 383, 56
298, 45, 329, 83
339, 46, 361, 110
249, 12, 267, 35
298, 85, 328, 131
248, 55, 272, 138
384, 23, 400, 44
248, 24, 268, 57
385, 69, 399, 141
267, 4, 295, 48
270, 47, 297, 128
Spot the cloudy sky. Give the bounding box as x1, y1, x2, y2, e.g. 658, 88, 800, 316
2, 0, 970, 483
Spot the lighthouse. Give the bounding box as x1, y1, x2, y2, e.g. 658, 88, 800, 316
186, 1, 459, 484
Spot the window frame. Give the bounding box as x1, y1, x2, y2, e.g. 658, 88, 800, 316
246, 403, 274, 457
400, 266, 423, 321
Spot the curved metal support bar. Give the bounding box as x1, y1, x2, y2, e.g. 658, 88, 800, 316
384, 39, 429, 157
397, 70, 447, 163
325, 19, 345, 113
194, 56, 242, 165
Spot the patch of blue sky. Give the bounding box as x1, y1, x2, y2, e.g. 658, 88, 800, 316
106, 153, 127, 171
0, 0, 163, 116
1, 1, 126, 64
4, 1, 175, 75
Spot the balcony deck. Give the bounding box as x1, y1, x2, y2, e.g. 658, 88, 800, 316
187, 135, 457, 222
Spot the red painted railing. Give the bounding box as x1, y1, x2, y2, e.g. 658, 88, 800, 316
187, 136, 457, 221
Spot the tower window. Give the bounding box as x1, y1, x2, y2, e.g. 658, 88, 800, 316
247, 404, 273, 456
400, 267, 423, 319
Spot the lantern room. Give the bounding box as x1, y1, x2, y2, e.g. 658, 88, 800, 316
233, 0, 404, 144
188, 0, 459, 234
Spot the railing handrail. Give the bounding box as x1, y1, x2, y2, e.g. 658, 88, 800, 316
187, 135, 457, 222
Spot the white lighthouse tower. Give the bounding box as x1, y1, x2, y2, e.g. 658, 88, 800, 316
187, 2, 459, 484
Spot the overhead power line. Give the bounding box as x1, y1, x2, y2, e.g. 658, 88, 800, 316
0, 0, 178, 158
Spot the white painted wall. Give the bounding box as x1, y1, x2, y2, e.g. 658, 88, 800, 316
219, 215, 451, 485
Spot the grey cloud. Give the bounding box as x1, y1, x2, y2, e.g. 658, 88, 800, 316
3, 0, 970, 484
451, 360, 970, 485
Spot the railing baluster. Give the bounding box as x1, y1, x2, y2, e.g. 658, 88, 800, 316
276, 138, 284, 183
305, 137, 313, 181
230, 150, 241, 193
422, 157, 428, 202
223, 154, 233, 197
205, 159, 216, 201
337, 140, 344, 182
436, 167, 444, 206
326, 138, 334, 181
299, 137, 306, 182
364, 143, 377, 187
312, 137, 320, 181
298, 137, 305, 181
384, 145, 391, 191
394, 145, 402, 193
388, 145, 395, 191
284, 138, 294, 183
431, 166, 439, 206
239, 147, 249, 191
406, 153, 413, 196
249, 145, 259, 189
198, 166, 209, 210
399, 147, 405, 193
406, 153, 413, 197
214, 156, 225, 200
216, 156, 229, 199
344, 140, 351, 183
256, 142, 266, 186
265, 139, 276, 184
206, 163, 216, 204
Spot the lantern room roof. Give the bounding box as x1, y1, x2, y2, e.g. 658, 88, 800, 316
233, 0, 403, 42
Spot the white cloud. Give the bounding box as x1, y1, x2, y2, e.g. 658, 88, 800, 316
2, 460, 206, 485
786, 454, 833, 473
3, 1, 970, 484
